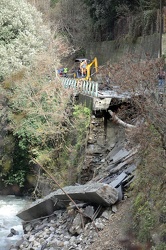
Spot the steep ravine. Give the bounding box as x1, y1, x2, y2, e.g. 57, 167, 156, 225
9, 114, 137, 250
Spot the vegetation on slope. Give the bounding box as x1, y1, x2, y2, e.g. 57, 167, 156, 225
0, 0, 91, 194
131, 125, 166, 249
0, 60, 91, 195
0, 0, 50, 81
104, 55, 166, 249
0, 0, 165, 249
41, 0, 162, 48
83, 0, 160, 41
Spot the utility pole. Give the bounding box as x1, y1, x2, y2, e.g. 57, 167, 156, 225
159, 0, 163, 57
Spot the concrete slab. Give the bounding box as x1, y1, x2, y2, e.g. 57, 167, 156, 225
105, 145, 124, 163
125, 164, 137, 174
110, 172, 127, 188
93, 97, 112, 110
108, 161, 128, 173
17, 183, 118, 221
112, 149, 130, 164
116, 185, 123, 201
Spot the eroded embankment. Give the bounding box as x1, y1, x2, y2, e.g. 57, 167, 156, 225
11, 111, 138, 250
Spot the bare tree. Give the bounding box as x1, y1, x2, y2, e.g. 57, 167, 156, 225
27, 0, 51, 22
50, 0, 93, 50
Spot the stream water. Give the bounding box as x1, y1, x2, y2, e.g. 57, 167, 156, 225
0, 195, 30, 250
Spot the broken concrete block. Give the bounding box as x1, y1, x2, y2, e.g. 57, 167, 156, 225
83, 206, 95, 219
17, 183, 118, 221
94, 218, 104, 230
101, 210, 111, 220
116, 185, 123, 201
112, 205, 117, 213
112, 149, 130, 164
110, 172, 127, 188
69, 213, 83, 235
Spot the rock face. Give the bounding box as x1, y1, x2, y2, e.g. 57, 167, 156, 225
79, 116, 106, 183
79, 115, 128, 183
17, 182, 118, 221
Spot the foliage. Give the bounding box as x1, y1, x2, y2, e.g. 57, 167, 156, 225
127, 9, 157, 41
0, 0, 50, 81
50, 0, 60, 8
130, 124, 166, 244
82, 0, 160, 41
100, 54, 166, 247
73, 105, 91, 124
0, 3, 165, 248
0, 53, 71, 187
6, 73, 72, 152
99, 54, 162, 96
28, 0, 162, 49
155, 244, 166, 250
3, 170, 26, 187
83, 0, 139, 40
0, 0, 92, 191
0, 51, 92, 189
29, 0, 161, 45
56, 104, 91, 185
50, 0, 92, 49
72, 105, 91, 152
0, 133, 16, 180
136, 0, 160, 10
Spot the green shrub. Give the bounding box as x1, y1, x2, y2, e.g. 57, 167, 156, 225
0, 0, 50, 80
4, 170, 26, 187
155, 243, 166, 250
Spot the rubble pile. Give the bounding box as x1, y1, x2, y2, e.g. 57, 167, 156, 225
10, 204, 116, 250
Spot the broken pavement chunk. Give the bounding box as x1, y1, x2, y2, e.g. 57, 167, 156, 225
17, 182, 118, 221
112, 149, 130, 164
110, 172, 127, 188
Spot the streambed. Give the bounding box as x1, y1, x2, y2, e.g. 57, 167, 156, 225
0, 195, 30, 250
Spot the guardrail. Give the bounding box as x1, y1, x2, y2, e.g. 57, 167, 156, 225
61, 77, 99, 97
61, 77, 165, 105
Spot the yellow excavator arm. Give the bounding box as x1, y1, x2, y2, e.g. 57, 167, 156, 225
86, 57, 98, 81
73, 57, 98, 81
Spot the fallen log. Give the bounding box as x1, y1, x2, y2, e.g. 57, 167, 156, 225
108, 110, 136, 129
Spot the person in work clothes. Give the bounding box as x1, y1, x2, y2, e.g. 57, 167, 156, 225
158, 67, 165, 87
80, 60, 87, 77
63, 67, 68, 77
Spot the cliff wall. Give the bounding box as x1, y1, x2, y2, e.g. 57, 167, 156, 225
86, 34, 160, 65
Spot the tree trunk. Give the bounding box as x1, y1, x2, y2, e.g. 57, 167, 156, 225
108, 110, 136, 129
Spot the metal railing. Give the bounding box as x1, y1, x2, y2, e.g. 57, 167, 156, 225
61, 77, 99, 97
61, 77, 165, 106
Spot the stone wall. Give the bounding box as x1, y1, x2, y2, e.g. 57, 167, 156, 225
86, 34, 160, 65
162, 33, 166, 57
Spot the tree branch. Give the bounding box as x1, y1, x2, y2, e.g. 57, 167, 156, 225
108, 110, 136, 129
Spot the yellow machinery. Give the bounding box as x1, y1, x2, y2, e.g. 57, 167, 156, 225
74, 57, 98, 81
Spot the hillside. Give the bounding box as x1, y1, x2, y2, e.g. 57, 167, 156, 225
0, 1, 165, 250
